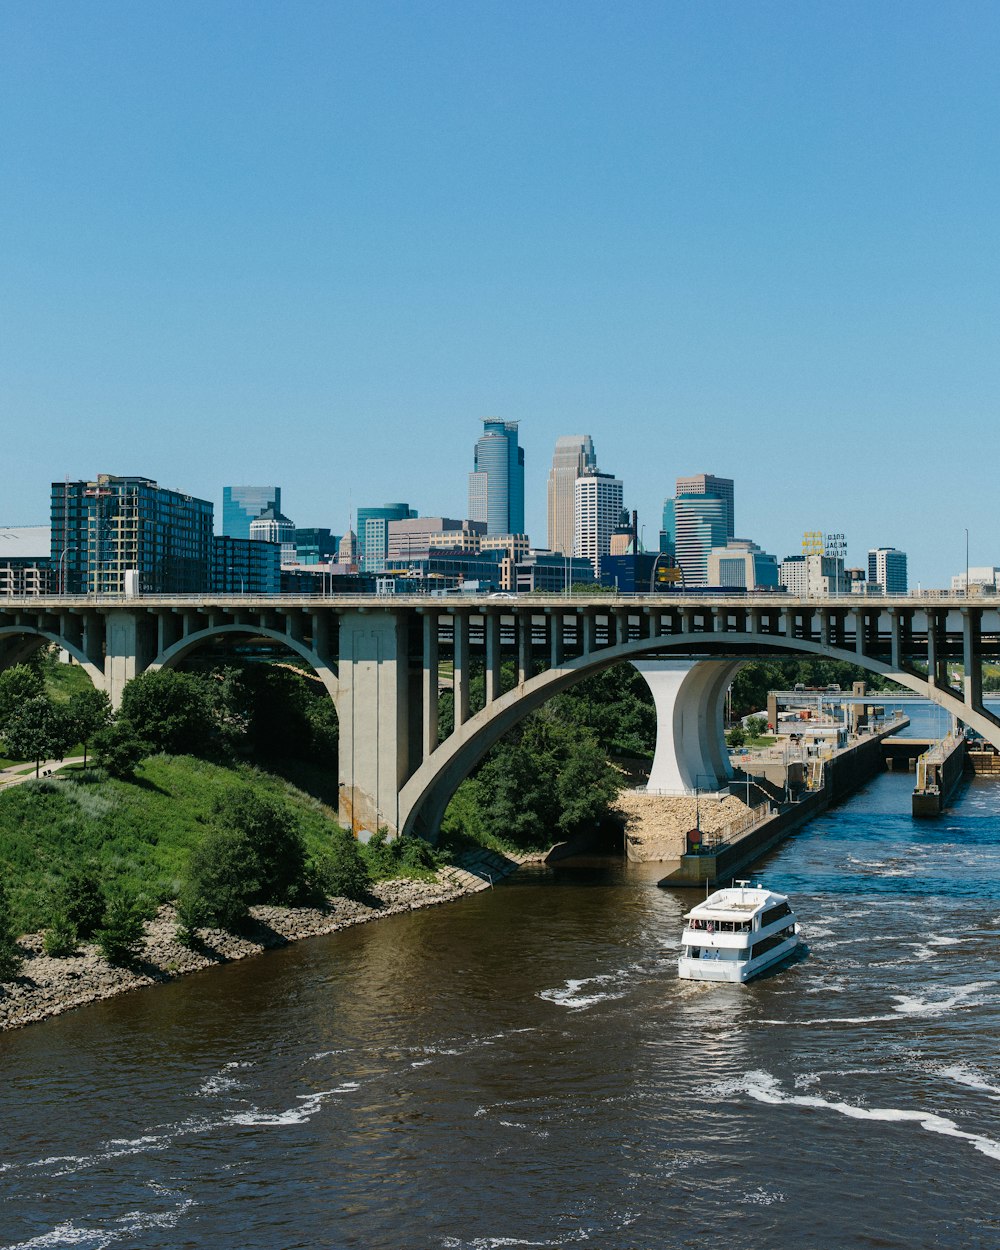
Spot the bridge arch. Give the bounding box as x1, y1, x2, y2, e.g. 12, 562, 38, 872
147, 624, 340, 705
399, 627, 991, 839
0, 626, 105, 693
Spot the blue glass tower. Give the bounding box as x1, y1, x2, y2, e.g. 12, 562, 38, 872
223, 486, 281, 539
468, 419, 525, 536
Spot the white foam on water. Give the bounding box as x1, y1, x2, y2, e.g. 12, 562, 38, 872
197, 1061, 252, 1097
936, 1065, 1000, 1099
739, 1187, 786, 1206
537, 971, 632, 1011
226, 1080, 361, 1127
1, 1199, 194, 1250
440, 1232, 590, 1248
762, 980, 995, 1027
707, 1070, 1000, 1162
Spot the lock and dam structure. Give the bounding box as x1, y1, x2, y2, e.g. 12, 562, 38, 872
2, 593, 998, 838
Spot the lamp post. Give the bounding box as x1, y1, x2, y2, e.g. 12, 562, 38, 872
58, 545, 79, 595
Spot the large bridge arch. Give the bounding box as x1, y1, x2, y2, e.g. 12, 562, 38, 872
399, 627, 994, 840
147, 624, 340, 705
0, 625, 106, 693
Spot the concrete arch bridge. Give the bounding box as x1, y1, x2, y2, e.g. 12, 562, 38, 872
1, 594, 997, 838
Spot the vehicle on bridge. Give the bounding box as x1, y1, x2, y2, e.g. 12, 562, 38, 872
678, 883, 800, 983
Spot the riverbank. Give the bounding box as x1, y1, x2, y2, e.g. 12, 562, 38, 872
0, 847, 535, 1033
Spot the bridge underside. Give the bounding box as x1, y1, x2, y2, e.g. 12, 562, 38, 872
0, 596, 997, 839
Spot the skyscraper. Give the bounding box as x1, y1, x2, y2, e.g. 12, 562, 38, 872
674, 474, 735, 540
868, 547, 908, 594
468, 419, 525, 536
357, 503, 417, 571
547, 435, 597, 555
574, 470, 623, 576
673, 494, 730, 586
222, 486, 281, 540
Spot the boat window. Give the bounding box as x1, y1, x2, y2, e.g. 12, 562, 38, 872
761, 902, 791, 927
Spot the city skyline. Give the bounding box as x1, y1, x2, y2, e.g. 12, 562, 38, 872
4, 4, 998, 586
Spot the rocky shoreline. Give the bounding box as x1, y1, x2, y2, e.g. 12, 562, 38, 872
0, 848, 536, 1033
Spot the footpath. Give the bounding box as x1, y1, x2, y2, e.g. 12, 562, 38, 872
0, 847, 538, 1033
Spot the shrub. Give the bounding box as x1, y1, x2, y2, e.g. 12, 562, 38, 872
118, 670, 213, 756
60, 869, 106, 938
361, 830, 439, 880
0, 880, 23, 981
726, 725, 747, 748
43, 914, 79, 957
95, 892, 146, 966
177, 826, 257, 934
213, 789, 307, 904
309, 831, 371, 901
91, 722, 149, 780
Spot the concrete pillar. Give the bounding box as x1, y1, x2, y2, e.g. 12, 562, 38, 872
453, 610, 470, 729
422, 613, 439, 759
337, 610, 411, 836
632, 659, 743, 794
820, 610, 832, 648
483, 611, 501, 702
582, 611, 597, 656
549, 610, 564, 668
890, 610, 902, 671
517, 611, 531, 684
963, 608, 983, 711
103, 610, 157, 707
854, 609, 866, 658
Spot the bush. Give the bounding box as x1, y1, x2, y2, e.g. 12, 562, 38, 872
0, 879, 23, 980
118, 670, 213, 756
92, 722, 150, 780
95, 892, 146, 966
213, 789, 307, 904
43, 914, 79, 957
309, 831, 371, 901
177, 826, 258, 933
59, 868, 106, 938
361, 830, 439, 881
726, 725, 747, 748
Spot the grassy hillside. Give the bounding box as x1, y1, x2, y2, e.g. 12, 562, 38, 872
0, 755, 351, 932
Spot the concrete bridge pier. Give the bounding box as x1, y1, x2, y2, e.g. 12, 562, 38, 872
631, 659, 743, 795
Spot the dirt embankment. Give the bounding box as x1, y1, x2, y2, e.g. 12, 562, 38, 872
615, 791, 751, 862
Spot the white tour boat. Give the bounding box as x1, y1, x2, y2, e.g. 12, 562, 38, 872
677, 881, 799, 983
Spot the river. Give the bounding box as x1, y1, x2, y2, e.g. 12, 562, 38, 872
1, 758, 999, 1247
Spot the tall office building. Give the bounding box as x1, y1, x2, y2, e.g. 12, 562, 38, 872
868, 547, 908, 594
222, 486, 281, 539
707, 539, 779, 590
573, 470, 623, 576
659, 499, 676, 561
357, 503, 417, 571
468, 419, 524, 536
547, 435, 597, 555
249, 507, 296, 565
51, 475, 213, 594
673, 494, 730, 586
674, 474, 735, 540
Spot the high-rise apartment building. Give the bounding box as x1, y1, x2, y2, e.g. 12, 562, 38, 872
222, 486, 281, 540
51, 475, 213, 594
868, 547, 908, 594
468, 419, 524, 536
573, 470, 623, 576
547, 435, 596, 555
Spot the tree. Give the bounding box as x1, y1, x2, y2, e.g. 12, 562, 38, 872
0, 664, 45, 732
95, 892, 146, 966
2, 696, 75, 776
91, 721, 149, 779
117, 669, 213, 756
745, 715, 767, 740
309, 831, 371, 900
726, 725, 746, 748
59, 868, 106, 938
177, 826, 259, 933
0, 879, 23, 981
67, 687, 112, 766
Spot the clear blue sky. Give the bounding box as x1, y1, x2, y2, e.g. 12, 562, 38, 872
2, 1, 998, 585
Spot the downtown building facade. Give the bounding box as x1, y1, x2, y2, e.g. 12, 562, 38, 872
663, 474, 735, 586
358, 503, 417, 571
211, 536, 281, 595
573, 470, 623, 576
249, 507, 296, 565
468, 419, 524, 537
707, 539, 779, 590
222, 486, 281, 540
779, 553, 847, 596
51, 475, 213, 594
547, 435, 597, 555
868, 547, 908, 594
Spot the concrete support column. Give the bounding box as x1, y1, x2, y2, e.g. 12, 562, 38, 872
682, 607, 696, 634
820, 610, 832, 648
582, 611, 597, 656
632, 659, 743, 794
422, 613, 439, 759
337, 610, 411, 836
549, 610, 565, 668
890, 610, 902, 671
485, 612, 502, 702
927, 613, 940, 689
453, 610, 470, 729
517, 611, 531, 684
963, 608, 983, 711
854, 610, 866, 659
103, 610, 157, 707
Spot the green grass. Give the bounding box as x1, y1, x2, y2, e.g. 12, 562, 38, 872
0, 754, 353, 933
42, 660, 96, 704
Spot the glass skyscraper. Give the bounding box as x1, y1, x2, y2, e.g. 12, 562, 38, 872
468, 419, 525, 537
547, 435, 597, 555
356, 503, 417, 571
222, 486, 281, 540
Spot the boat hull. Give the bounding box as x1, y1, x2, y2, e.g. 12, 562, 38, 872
677, 934, 800, 984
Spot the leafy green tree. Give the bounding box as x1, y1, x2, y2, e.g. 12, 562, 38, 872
59, 868, 106, 938
310, 831, 372, 899
177, 826, 258, 933
214, 789, 307, 902
0, 879, 23, 980
745, 715, 767, 740
67, 687, 112, 766
117, 669, 213, 756
95, 891, 146, 966
726, 725, 747, 748
0, 664, 45, 731
43, 914, 79, 957
2, 696, 75, 776
91, 721, 149, 779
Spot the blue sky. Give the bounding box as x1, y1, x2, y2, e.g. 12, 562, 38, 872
2, 1, 998, 584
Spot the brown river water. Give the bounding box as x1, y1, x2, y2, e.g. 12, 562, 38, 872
1, 764, 999, 1249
